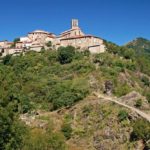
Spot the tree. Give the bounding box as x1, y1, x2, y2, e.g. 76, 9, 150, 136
2, 54, 12, 65
13, 38, 20, 43
46, 41, 52, 47
58, 46, 75, 64
11, 38, 20, 48
0, 98, 26, 150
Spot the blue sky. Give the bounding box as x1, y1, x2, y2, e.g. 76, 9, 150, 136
0, 0, 150, 45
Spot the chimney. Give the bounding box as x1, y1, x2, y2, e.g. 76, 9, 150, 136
71, 19, 79, 29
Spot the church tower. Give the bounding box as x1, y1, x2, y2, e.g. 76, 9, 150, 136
71, 19, 79, 29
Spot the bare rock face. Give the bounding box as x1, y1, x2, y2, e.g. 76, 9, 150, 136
104, 81, 113, 95
119, 91, 150, 110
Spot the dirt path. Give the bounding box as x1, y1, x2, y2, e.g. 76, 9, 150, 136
95, 93, 150, 123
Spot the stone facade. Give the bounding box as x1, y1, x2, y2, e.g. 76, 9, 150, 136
0, 19, 105, 57
57, 19, 105, 53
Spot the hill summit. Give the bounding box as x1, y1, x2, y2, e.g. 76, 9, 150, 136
125, 37, 150, 53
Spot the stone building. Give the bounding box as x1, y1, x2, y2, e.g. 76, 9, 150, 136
28, 30, 55, 44
0, 19, 105, 57
58, 19, 105, 53
0, 40, 13, 49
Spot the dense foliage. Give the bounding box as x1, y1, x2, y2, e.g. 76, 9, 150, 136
58, 46, 75, 64
0, 42, 150, 149
0, 97, 26, 149
125, 37, 150, 54
131, 119, 150, 149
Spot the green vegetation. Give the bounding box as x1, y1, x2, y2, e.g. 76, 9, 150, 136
0, 97, 26, 150
48, 79, 89, 110
58, 46, 75, 64
135, 99, 142, 108
11, 38, 20, 48
46, 41, 52, 47
2, 54, 12, 65
61, 123, 72, 140
141, 76, 150, 86
118, 110, 129, 122
0, 41, 150, 149
23, 128, 66, 150
145, 93, 150, 103
131, 119, 150, 149
125, 37, 150, 54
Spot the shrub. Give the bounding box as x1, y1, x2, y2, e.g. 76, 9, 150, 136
46, 41, 52, 47
3, 54, 12, 65
119, 47, 135, 60
141, 76, 150, 86
58, 46, 75, 64
131, 119, 150, 142
48, 79, 89, 110
118, 110, 129, 121
83, 49, 90, 56
114, 83, 131, 97
145, 93, 150, 103
23, 129, 66, 150
48, 132, 66, 150
61, 123, 72, 140
135, 99, 142, 108
82, 105, 92, 114
105, 41, 120, 54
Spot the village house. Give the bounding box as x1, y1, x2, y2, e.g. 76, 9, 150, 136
0, 19, 105, 57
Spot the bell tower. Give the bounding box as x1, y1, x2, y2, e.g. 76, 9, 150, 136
71, 19, 79, 29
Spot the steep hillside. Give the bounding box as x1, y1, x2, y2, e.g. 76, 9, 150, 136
21, 95, 149, 150
0, 45, 150, 150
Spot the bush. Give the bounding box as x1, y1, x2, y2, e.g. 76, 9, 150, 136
118, 110, 128, 121
23, 128, 66, 150
48, 132, 66, 150
141, 76, 150, 86
0, 98, 27, 150
131, 119, 150, 142
145, 93, 150, 103
114, 83, 131, 97
105, 41, 120, 54
48, 79, 89, 110
135, 99, 142, 108
61, 123, 72, 140
119, 47, 135, 59
3, 54, 12, 65
58, 46, 75, 64
46, 41, 52, 47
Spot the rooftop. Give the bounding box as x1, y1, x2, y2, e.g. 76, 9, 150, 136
29, 30, 50, 34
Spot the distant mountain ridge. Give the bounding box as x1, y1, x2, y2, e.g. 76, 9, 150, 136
125, 37, 150, 53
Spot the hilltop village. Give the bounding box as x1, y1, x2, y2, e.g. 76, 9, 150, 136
0, 19, 105, 57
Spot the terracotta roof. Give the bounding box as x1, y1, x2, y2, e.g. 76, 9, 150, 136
7, 42, 14, 44
16, 41, 23, 43
47, 35, 55, 38
60, 35, 101, 40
